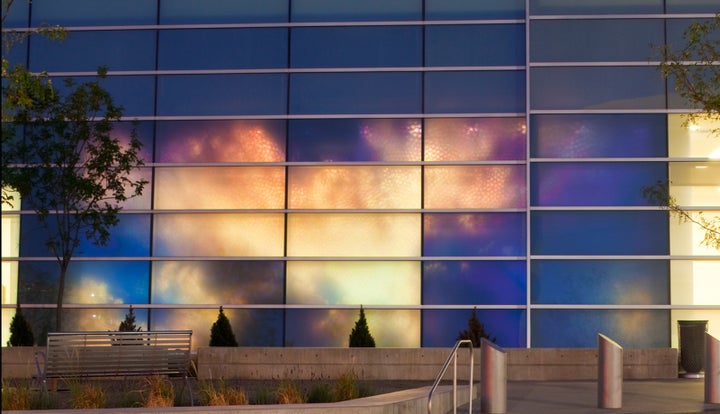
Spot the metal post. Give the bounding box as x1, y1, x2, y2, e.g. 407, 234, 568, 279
598, 333, 623, 409
480, 338, 506, 414
706, 333, 719, 404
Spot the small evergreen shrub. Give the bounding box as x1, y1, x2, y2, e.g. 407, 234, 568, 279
7, 306, 34, 347
209, 306, 239, 347
118, 305, 142, 331
457, 307, 496, 347
348, 306, 375, 347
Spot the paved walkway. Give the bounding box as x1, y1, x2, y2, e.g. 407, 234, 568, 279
460, 379, 719, 413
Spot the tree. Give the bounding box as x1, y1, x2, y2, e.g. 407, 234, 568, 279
2, 5, 148, 330
457, 307, 495, 347
118, 305, 142, 332
209, 306, 238, 347
349, 305, 375, 347
7, 305, 34, 346
650, 13, 720, 250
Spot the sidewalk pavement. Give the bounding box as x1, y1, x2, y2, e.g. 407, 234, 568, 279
459, 379, 719, 414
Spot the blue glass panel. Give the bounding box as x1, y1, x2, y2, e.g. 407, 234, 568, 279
288, 119, 421, 162
425, 0, 525, 19
426, 25, 525, 66
20, 214, 151, 257
158, 74, 287, 116
425, 71, 525, 113
151, 261, 284, 304
424, 213, 526, 256
2, 0, 28, 27
51, 75, 156, 117
423, 261, 526, 304
291, 0, 421, 22
156, 120, 286, 163
666, 19, 718, 61
425, 118, 526, 161
531, 211, 669, 255
160, 0, 288, 24
290, 73, 421, 114
531, 310, 669, 348
531, 67, 665, 110
531, 20, 663, 62
667, 0, 720, 13
159, 28, 287, 70
151, 308, 283, 347
530, 114, 668, 158
531, 260, 669, 304
30, 31, 156, 72
530, 0, 663, 15
531, 162, 667, 206
18, 261, 149, 305
291, 26, 422, 68
422, 309, 526, 348
31, 0, 156, 25
5, 44, 27, 71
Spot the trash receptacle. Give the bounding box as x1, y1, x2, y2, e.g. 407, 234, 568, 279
678, 320, 708, 378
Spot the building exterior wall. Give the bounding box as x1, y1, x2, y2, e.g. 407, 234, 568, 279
1, 0, 718, 349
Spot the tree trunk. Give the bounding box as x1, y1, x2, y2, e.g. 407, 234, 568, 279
56, 260, 68, 331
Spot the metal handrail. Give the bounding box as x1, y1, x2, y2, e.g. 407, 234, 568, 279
428, 339, 474, 414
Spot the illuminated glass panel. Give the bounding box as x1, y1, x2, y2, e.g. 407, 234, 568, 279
668, 115, 720, 158
152, 261, 283, 304
1, 197, 20, 311
30, 31, 156, 72
158, 74, 287, 116
531, 310, 669, 348
670, 211, 720, 257
155, 167, 285, 209
286, 261, 420, 305
291, 0, 421, 22
160, 0, 288, 24
424, 166, 525, 209
31, 0, 156, 25
531, 260, 669, 304
425, 25, 525, 66
288, 166, 420, 209
425, 71, 525, 114
531, 20, 663, 62
531, 114, 667, 158
425, 0, 524, 19
424, 213, 526, 256
290, 73, 421, 114
155, 120, 286, 163
671, 260, 720, 306
529, 0, 663, 15
152, 308, 283, 348
18, 261, 149, 305
287, 214, 421, 257
20, 214, 150, 257
285, 309, 420, 347
423, 261, 526, 304
422, 309, 526, 348
288, 119, 422, 162
531, 162, 666, 206
531, 211, 669, 255
291, 26, 421, 68
63, 308, 148, 332
531, 67, 665, 110
153, 214, 285, 257
669, 162, 720, 207
425, 118, 526, 161
159, 29, 288, 70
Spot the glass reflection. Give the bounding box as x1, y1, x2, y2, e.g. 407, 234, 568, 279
289, 119, 421, 162
288, 166, 420, 209
156, 120, 286, 163
424, 213, 526, 256
287, 213, 421, 257
153, 214, 285, 257
425, 118, 526, 161
423, 261, 526, 304
286, 261, 420, 305
285, 309, 419, 347
63, 308, 148, 333
422, 309, 526, 347
424, 166, 525, 208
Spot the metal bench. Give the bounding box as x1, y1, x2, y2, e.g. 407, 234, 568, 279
36, 330, 192, 380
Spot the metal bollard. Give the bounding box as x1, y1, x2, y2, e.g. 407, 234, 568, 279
706, 333, 720, 404
598, 333, 623, 409
480, 338, 507, 414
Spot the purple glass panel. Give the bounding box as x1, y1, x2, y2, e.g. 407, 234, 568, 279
422, 309, 526, 348
424, 213, 526, 256
423, 261, 526, 304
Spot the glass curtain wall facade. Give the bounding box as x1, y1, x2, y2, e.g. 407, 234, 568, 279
2, 0, 718, 349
